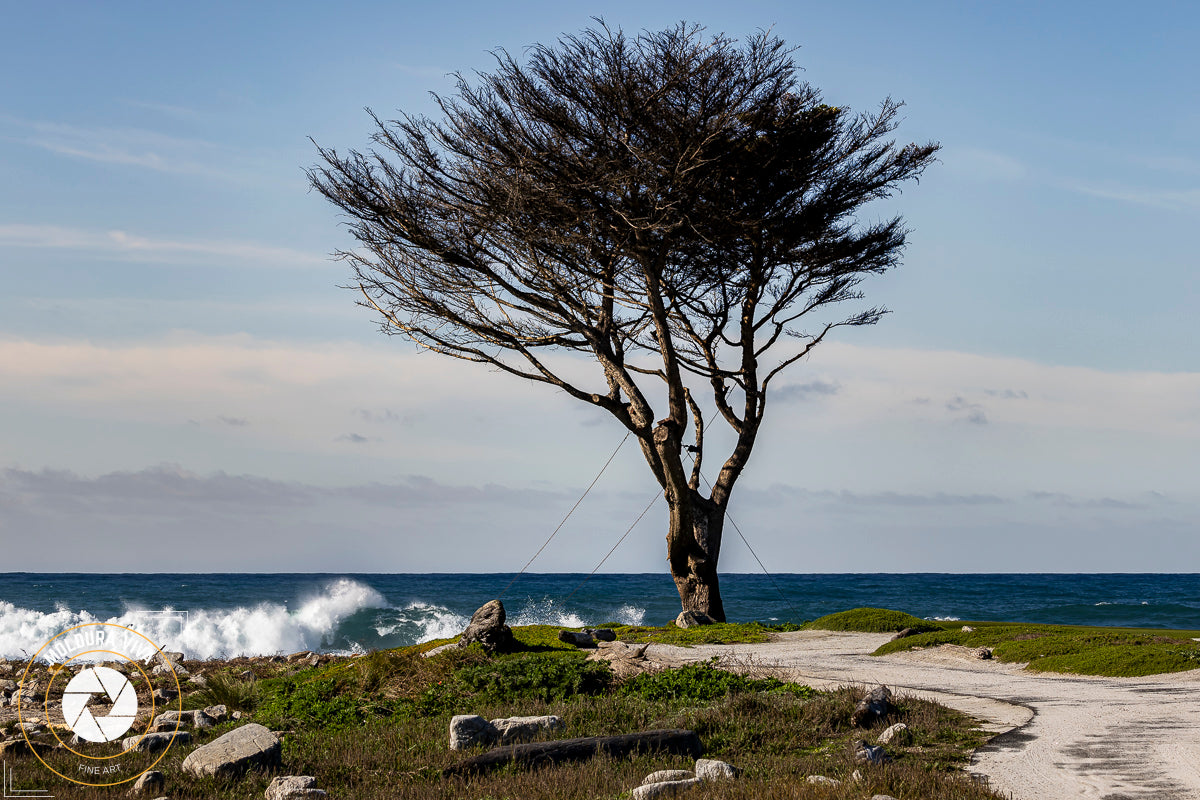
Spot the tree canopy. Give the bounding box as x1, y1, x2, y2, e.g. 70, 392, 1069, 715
310, 22, 939, 620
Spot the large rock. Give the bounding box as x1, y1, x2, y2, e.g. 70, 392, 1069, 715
490, 715, 563, 744
458, 600, 516, 653
694, 758, 738, 780
265, 775, 327, 799
674, 611, 714, 629
181, 723, 281, 778
449, 715, 497, 751
122, 731, 191, 753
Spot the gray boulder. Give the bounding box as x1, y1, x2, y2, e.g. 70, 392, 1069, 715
449, 715, 497, 751
458, 599, 516, 653
181, 723, 281, 778
122, 731, 191, 753
204, 704, 229, 722
694, 758, 738, 780
854, 739, 888, 765
265, 775, 327, 799
641, 770, 694, 785
877, 722, 910, 746
674, 611, 714, 629
632, 778, 701, 799
128, 770, 165, 796
490, 715, 563, 744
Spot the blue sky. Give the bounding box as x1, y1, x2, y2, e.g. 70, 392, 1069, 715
1, 1, 1197, 572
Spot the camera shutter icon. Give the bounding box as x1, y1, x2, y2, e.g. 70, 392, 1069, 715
60, 666, 139, 743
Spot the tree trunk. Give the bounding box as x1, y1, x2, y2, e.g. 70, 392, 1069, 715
666, 488, 727, 622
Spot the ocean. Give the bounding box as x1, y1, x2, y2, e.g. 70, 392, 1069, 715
1, 573, 1197, 660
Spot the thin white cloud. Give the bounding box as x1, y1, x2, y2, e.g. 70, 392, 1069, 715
0, 223, 328, 268
1065, 182, 1200, 214
2, 114, 228, 177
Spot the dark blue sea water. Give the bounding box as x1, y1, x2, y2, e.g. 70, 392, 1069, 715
1, 573, 1197, 660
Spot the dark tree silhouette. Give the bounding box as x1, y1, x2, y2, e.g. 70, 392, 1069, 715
310, 23, 939, 621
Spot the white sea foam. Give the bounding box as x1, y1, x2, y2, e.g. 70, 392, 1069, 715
510, 597, 587, 628
373, 602, 469, 644
929, 616, 961, 621
0, 578, 385, 660
613, 604, 646, 626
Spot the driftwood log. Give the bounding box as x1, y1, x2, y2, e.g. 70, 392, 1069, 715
443, 729, 703, 776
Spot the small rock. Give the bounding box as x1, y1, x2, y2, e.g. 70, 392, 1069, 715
558, 630, 598, 648
189, 674, 209, 687
962, 625, 975, 632
128, 770, 165, 796
421, 642, 457, 658
232, 710, 244, 720
807, 775, 841, 786
239, 669, 255, 680
854, 739, 888, 765
631, 778, 702, 799
0, 739, 51, 758
674, 610, 714, 629
641, 770, 694, 785
285, 652, 313, 663
181, 723, 281, 778
975, 647, 994, 660
152, 687, 177, 703
157, 650, 185, 665
694, 758, 738, 780
588, 627, 617, 642
851, 686, 893, 727
265, 775, 327, 800
890, 627, 918, 641
458, 599, 516, 653
852, 769, 863, 782
204, 704, 229, 722
16, 722, 44, 735
871, 796, 901, 800
877, 722, 910, 746
121, 731, 191, 753
449, 714, 497, 751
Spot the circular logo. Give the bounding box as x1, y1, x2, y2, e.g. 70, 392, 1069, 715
60, 666, 139, 742
20, 622, 183, 788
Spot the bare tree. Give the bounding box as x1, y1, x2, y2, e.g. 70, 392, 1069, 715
309, 22, 939, 621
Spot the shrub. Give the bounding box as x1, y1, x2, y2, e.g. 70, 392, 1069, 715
454, 652, 611, 703
618, 662, 814, 703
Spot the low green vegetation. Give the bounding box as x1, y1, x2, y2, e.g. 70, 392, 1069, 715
805, 607, 942, 634
873, 621, 1200, 677
611, 620, 792, 646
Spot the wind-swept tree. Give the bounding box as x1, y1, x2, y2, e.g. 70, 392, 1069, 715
310, 23, 938, 621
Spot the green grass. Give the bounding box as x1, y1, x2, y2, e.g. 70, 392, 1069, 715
865, 615, 1200, 677
610, 621, 780, 646
804, 607, 942, 634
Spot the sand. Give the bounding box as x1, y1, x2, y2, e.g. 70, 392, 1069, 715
644, 630, 1200, 799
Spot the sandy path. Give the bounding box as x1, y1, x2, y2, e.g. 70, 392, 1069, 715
644, 630, 1200, 800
